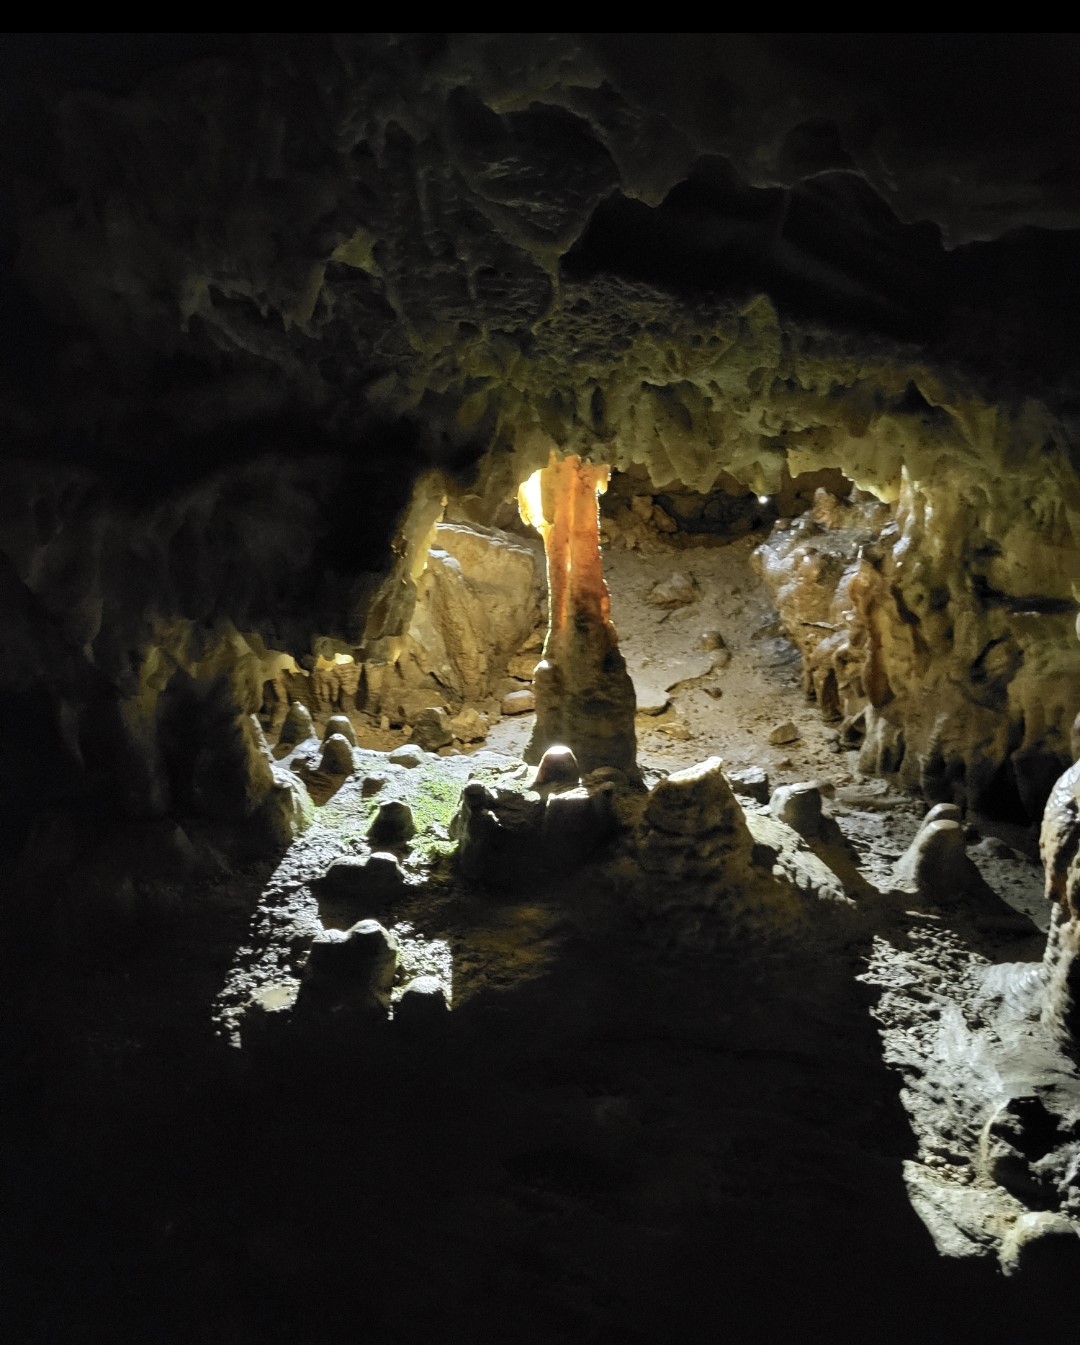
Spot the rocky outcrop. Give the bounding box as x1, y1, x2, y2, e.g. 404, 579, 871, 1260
756, 481, 1080, 820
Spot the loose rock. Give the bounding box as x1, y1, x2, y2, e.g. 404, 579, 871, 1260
450, 707, 488, 743
768, 721, 800, 746
769, 782, 824, 839
501, 689, 536, 715
727, 766, 770, 804
646, 572, 696, 608
411, 706, 453, 752
388, 744, 425, 768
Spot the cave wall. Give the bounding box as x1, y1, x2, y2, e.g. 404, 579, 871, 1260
5, 34, 1080, 855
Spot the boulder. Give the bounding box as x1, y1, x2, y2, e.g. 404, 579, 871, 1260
645, 756, 741, 837
388, 744, 425, 768
727, 765, 770, 804
768, 721, 801, 746
770, 782, 824, 839
501, 689, 535, 715
450, 707, 488, 743
401, 521, 544, 701
411, 706, 453, 752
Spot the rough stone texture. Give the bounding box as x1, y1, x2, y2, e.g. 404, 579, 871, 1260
523, 455, 638, 778
893, 818, 990, 902
319, 733, 355, 775
1040, 758, 1080, 1053
279, 701, 316, 747
387, 744, 425, 768
299, 919, 399, 1011
755, 487, 1080, 820
769, 782, 824, 839
368, 799, 416, 847
449, 707, 488, 743
645, 573, 697, 608
323, 713, 357, 747
501, 689, 535, 716
402, 522, 544, 702
410, 706, 453, 752
531, 744, 581, 790
726, 765, 770, 805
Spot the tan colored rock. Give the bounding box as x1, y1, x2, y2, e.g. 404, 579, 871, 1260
324, 713, 357, 746
507, 652, 539, 680
501, 688, 535, 715
768, 721, 800, 746
402, 521, 544, 701
645, 572, 696, 608
278, 700, 315, 746
411, 706, 453, 751
450, 707, 488, 742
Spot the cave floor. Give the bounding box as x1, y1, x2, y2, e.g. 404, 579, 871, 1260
5, 535, 1080, 1343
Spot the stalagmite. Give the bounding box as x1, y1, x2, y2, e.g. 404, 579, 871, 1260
517, 454, 639, 778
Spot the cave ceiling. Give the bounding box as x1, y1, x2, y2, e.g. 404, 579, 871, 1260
4, 32, 1080, 489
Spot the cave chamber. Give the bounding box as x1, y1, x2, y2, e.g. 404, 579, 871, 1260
5, 32, 1080, 1345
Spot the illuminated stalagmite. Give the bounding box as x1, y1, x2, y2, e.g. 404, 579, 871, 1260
518, 454, 639, 778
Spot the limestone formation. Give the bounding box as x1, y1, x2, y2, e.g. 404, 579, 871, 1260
300, 920, 399, 1011
530, 745, 581, 790
519, 454, 638, 778
401, 522, 544, 702
394, 976, 449, 1030
893, 818, 990, 903
368, 799, 416, 847
323, 714, 357, 747
1040, 758, 1080, 1053
319, 733, 355, 775
756, 485, 1080, 821
279, 701, 315, 747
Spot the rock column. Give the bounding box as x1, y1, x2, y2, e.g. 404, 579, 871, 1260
518, 454, 638, 778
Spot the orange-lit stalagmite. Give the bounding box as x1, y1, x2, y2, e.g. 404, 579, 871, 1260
518, 453, 639, 778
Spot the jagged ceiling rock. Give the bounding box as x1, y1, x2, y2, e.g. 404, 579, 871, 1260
5, 31, 1080, 471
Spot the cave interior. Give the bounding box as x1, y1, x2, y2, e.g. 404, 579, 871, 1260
6, 31, 1080, 1344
